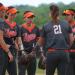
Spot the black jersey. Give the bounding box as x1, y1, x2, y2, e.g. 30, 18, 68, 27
2, 20, 20, 45
41, 20, 72, 50
21, 23, 40, 53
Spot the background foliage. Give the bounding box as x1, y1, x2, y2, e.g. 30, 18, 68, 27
14, 2, 75, 28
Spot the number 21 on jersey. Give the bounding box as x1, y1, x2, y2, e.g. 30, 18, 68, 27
53, 25, 62, 34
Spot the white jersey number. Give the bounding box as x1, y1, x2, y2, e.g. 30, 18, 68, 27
53, 25, 62, 34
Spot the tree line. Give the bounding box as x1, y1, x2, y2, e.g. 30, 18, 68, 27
14, 2, 75, 28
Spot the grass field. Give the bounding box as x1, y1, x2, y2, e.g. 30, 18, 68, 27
6, 59, 57, 75
6, 67, 57, 75
36, 68, 57, 75
36, 59, 57, 75
36, 68, 45, 75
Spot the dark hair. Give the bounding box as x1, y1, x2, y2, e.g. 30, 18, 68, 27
49, 4, 59, 18
0, 3, 3, 7
6, 6, 14, 12
49, 4, 59, 12
24, 11, 32, 15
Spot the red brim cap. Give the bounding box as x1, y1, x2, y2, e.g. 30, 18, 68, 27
62, 10, 74, 15
7, 8, 19, 14
24, 12, 35, 18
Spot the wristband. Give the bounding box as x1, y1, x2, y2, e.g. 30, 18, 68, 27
22, 50, 26, 55
20, 44, 24, 50
40, 46, 44, 53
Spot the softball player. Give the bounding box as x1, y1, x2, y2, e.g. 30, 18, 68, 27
63, 9, 75, 75
0, 3, 12, 75
0, 6, 20, 75
18, 11, 40, 75
39, 4, 74, 75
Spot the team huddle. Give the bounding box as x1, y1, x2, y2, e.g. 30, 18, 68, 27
0, 2, 75, 75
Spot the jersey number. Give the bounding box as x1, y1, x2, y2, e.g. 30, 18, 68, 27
53, 25, 62, 34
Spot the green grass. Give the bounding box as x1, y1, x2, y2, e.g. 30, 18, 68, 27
36, 59, 45, 75
5, 59, 57, 75
36, 68, 45, 74
36, 69, 57, 75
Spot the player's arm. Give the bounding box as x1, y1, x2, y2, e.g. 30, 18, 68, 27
72, 26, 75, 39
68, 24, 74, 47
69, 32, 74, 47
37, 26, 45, 57
0, 29, 13, 62
15, 25, 24, 51
38, 36, 46, 67
0, 30, 10, 52
15, 37, 20, 51
38, 37, 45, 57
17, 37, 24, 51
38, 37, 45, 47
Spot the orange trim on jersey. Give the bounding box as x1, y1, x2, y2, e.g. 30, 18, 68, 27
72, 28, 75, 33
70, 50, 75, 52
64, 50, 69, 52
7, 8, 18, 14
4, 19, 16, 29
48, 48, 55, 52
63, 50, 75, 52
22, 23, 35, 33
69, 20, 75, 27
48, 48, 69, 52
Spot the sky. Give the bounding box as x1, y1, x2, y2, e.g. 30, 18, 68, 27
0, 0, 75, 6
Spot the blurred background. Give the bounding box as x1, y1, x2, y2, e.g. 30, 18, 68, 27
0, 0, 75, 75
0, 0, 75, 28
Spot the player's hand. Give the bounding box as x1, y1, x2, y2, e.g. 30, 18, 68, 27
7, 51, 14, 62
40, 54, 46, 65
38, 55, 46, 69
23, 53, 28, 61
15, 44, 19, 51
42, 56, 46, 65
7, 44, 11, 48
28, 51, 36, 58
18, 52, 29, 64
